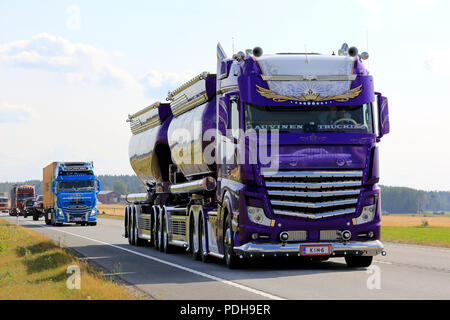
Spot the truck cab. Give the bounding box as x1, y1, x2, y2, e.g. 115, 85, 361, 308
43, 162, 101, 226
124, 43, 390, 269
215, 45, 389, 267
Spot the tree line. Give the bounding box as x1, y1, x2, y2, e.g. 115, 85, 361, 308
0, 176, 448, 213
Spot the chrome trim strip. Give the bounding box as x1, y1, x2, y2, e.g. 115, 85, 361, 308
266, 181, 362, 189
268, 189, 360, 198
168, 177, 216, 194
233, 240, 384, 257
273, 208, 355, 219
261, 75, 357, 81
261, 170, 363, 178
208, 252, 225, 259
168, 240, 188, 247
126, 193, 149, 203
271, 198, 358, 209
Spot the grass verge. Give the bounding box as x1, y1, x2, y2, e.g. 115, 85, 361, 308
0, 218, 134, 300
381, 226, 450, 248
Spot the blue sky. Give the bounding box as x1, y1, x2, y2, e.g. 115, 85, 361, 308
1, 0, 450, 191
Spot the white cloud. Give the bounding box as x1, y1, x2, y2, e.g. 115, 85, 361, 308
0, 101, 38, 123
0, 33, 140, 89
424, 47, 450, 75
141, 70, 197, 88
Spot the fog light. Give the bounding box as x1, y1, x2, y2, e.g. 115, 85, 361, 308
251, 233, 259, 240
368, 231, 374, 238
280, 232, 289, 242
341, 230, 352, 241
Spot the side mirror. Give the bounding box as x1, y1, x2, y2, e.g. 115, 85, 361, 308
51, 181, 56, 194
376, 92, 390, 140
97, 180, 102, 193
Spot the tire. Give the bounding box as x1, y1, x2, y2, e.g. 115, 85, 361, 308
158, 210, 164, 252
148, 206, 155, 247
88, 222, 97, 226
44, 211, 51, 225
129, 207, 136, 245
224, 213, 240, 269
345, 256, 373, 268
151, 206, 158, 249
162, 212, 172, 253
189, 215, 200, 260
124, 206, 129, 238
127, 209, 133, 245
33, 210, 39, 221
153, 207, 161, 251
199, 215, 210, 263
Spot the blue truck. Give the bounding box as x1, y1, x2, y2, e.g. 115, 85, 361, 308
43, 162, 101, 226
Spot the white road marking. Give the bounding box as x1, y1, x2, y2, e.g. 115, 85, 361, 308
16, 218, 286, 301
374, 260, 393, 265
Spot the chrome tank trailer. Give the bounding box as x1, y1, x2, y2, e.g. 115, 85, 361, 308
128, 102, 172, 186
166, 72, 217, 178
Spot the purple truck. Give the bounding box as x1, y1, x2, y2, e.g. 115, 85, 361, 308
124, 43, 389, 268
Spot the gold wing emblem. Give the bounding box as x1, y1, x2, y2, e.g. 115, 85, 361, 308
256, 84, 363, 103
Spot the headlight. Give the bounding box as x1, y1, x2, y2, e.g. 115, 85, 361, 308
57, 208, 64, 217
247, 206, 273, 227
354, 197, 377, 225
90, 208, 97, 217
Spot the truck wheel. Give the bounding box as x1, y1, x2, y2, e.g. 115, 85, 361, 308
162, 212, 172, 253
33, 210, 39, 221
158, 209, 165, 252
88, 222, 97, 226
44, 212, 51, 225
129, 208, 136, 245
148, 206, 155, 247
224, 214, 240, 269
152, 206, 159, 249
189, 215, 200, 260
199, 215, 210, 263
345, 256, 373, 268
124, 206, 129, 238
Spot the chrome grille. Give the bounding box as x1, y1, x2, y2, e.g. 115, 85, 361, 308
286, 230, 308, 241
64, 205, 90, 215
262, 170, 362, 219
139, 217, 151, 231
171, 220, 186, 236
320, 230, 341, 241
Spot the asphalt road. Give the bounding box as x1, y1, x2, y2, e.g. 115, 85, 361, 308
2, 213, 449, 300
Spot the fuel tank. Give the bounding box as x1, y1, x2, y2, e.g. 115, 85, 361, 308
128, 102, 172, 186
167, 97, 217, 177
166, 73, 217, 178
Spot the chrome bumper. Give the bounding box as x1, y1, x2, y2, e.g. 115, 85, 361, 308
233, 240, 384, 257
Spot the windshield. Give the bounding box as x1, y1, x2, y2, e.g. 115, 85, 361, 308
244, 103, 374, 133
18, 193, 34, 200
58, 180, 95, 191
37, 196, 43, 201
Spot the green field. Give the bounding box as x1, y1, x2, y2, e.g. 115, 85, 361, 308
0, 218, 136, 300
382, 226, 450, 247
